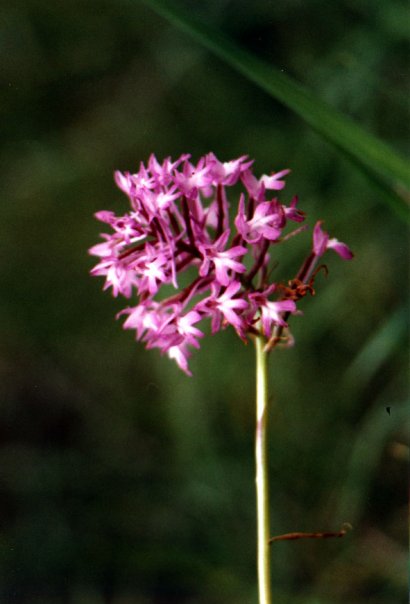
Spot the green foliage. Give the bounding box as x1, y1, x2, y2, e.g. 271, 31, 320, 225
0, 1, 408, 602
144, 0, 410, 221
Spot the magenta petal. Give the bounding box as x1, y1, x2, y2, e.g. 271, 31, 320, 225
275, 300, 297, 313
328, 239, 354, 260
313, 221, 329, 256
94, 210, 116, 224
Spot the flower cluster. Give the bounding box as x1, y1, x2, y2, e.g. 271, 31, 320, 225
90, 153, 353, 374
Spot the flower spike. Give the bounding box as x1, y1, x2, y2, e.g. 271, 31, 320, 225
90, 153, 353, 373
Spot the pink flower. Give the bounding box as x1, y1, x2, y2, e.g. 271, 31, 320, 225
235, 194, 285, 243
132, 244, 170, 295
283, 196, 305, 223
147, 153, 189, 187
175, 310, 204, 343
167, 342, 194, 376
248, 288, 297, 338
90, 257, 138, 298
313, 221, 354, 260
90, 152, 353, 373
198, 231, 247, 286
173, 157, 213, 198
140, 185, 180, 214
205, 153, 253, 186
241, 168, 290, 200
120, 301, 167, 339
197, 281, 248, 336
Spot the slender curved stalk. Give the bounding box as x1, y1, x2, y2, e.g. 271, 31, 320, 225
255, 334, 272, 604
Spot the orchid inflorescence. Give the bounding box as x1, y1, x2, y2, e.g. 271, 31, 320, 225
89, 153, 353, 374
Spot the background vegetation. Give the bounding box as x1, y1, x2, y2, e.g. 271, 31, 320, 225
0, 1, 408, 602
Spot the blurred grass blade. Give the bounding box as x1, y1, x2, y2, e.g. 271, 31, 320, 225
143, 0, 410, 220
344, 307, 408, 390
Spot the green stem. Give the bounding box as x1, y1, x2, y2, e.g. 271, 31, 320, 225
255, 335, 272, 604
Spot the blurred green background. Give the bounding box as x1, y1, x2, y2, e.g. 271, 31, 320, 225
0, 1, 408, 602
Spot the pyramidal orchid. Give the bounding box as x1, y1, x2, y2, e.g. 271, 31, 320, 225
89, 153, 353, 603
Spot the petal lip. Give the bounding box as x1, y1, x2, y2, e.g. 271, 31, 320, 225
328, 239, 354, 260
